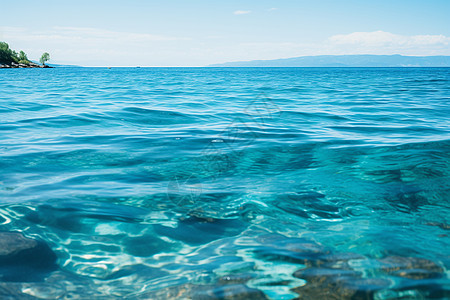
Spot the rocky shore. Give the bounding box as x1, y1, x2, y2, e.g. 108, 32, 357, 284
0, 62, 52, 68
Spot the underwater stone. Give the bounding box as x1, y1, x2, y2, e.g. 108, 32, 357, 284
293, 279, 390, 300
292, 269, 390, 300
293, 267, 362, 283
193, 284, 268, 300
0, 282, 38, 299
335, 277, 391, 292
426, 221, 450, 230
130, 283, 267, 300
0, 232, 57, 282
292, 265, 392, 300
378, 256, 444, 280
292, 282, 358, 300
0, 232, 38, 256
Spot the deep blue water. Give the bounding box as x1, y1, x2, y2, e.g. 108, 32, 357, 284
0, 67, 449, 299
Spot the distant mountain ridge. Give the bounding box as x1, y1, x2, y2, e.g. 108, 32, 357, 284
209, 55, 450, 67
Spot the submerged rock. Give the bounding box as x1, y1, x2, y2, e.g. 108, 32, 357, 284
130, 283, 267, 300
378, 256, 444, 280
0, 232, 38, 257
292, 267, 390, 300
0, 232, 57, 282
291, 250, 389, 300
292, 253, 447, 300
293, 278, 390, 300
426, 221, 450, 230
194, 284, 267, 300
0, 282, 39, 299
293, 267, 362, 283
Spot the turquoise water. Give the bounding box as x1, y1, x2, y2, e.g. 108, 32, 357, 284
0, 67, 449, 299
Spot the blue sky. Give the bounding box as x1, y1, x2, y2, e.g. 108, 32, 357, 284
1, 0, 449, 66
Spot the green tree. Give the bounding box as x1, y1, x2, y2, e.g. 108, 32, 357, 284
40, 52, 50, 65
0, 42, 19, 64
18, 50, 30, 64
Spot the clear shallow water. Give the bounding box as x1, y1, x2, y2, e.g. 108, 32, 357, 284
0, 67, 449, 299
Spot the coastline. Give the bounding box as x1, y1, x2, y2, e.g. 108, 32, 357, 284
0, 62, 52, 68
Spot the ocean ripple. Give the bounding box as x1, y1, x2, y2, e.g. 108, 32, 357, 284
0, 67, 449, 299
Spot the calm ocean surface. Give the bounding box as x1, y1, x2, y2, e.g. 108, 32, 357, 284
0, 67, 449, 299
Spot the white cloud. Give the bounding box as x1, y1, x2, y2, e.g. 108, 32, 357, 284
52, 27, 186, 42
211, 31, 450, 64
328, 31, 450, 54
0, 26, 192, 66
330, 31, 399, 45
1, 27, 449, 66
6, 26, 187, 43
409, 34, 450, 45
233, 10, 251, 15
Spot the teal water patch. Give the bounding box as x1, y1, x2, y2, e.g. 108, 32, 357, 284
0, 67, 449, 299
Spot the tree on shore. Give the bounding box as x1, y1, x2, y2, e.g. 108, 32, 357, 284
18, 50, 30, 64
1, 41, 52, 68
1, 42, 33, 65
40, 52, 50, 66
0, 42, 19, 64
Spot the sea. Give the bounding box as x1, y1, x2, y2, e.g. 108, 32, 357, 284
0, 67, 449, 299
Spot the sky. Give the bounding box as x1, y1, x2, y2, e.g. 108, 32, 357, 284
1, 0, 449, 66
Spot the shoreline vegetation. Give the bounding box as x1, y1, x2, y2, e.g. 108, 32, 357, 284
0, 42, 52, 68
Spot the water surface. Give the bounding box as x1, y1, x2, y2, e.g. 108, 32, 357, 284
0, 67, 449, 299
